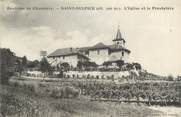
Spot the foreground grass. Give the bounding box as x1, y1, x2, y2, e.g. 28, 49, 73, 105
0, 84, 161, 117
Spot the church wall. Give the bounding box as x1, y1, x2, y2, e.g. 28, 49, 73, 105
109, 50, 129, 63
88, 49, 109, 65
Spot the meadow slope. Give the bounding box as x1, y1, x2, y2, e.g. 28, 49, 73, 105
0, 84, 161, 117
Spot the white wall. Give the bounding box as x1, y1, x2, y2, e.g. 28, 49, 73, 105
48, 55, 78, 67
88, 49, 109, 65
65, 71, 130, 79
109, 50, 129, 63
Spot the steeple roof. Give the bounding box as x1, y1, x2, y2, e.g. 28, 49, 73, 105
116, 27, 122, 39
112, 26, 125, 42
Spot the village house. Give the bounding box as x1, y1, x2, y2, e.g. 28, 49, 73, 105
47, 48, 89, 67
47, 27, 131, 67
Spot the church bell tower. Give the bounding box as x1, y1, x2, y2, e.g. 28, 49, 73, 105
112, 26, 126, 47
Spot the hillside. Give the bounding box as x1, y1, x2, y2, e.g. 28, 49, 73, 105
0, 84, 160, 117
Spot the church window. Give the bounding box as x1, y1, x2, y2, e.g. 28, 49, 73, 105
117, 42, 119, 44
122, 52, 124, 56
63, 56, 65, 59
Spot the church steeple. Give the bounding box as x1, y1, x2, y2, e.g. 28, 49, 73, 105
112, 25, 126, 47
116, 25, 122, 39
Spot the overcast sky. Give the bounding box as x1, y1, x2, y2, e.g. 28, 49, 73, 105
0, 0, 181, 76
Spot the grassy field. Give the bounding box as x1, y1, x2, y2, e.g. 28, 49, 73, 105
0, 84, 162, 117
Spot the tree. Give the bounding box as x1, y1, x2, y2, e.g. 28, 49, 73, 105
27, 60, 40, 69
116, 60, 124, 68
40, 57, 51, 77
89, 62, 98, 68
61, 62, 70, 70
16, 58, 23, 78
77, 61, 98, 70
0, 48, 16, 84
103, 61, 112, 67
22, 56, 27, 73
132, 62, 142, 70
16, 56, 28, 77
167, 75, 174, 81
77, 61, 87, 70
176, 76, 181, 81
22, 56, 27, 67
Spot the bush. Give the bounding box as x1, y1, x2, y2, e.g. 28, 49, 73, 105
13, 81, 20, 87
50, 87, 62, 98
50, 86, 79, 98
167, 75, 174, 81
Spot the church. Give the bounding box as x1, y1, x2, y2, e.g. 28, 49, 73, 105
47, 27, 131, 67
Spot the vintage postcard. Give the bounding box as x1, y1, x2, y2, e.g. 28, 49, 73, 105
0, 0, 181, 117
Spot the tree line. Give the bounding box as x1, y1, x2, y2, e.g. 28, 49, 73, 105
0, 48, 53, 84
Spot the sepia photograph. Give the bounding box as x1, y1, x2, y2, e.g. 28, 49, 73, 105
0, 0, 181, 117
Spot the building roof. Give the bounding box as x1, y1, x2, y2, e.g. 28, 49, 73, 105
48, 48, 77, 57
87, 42, 131, 53
108, 44, 131, 53
89, 42, 109, 50
79, 46, 91, 52
47, 48, 89, 59
87, 42, 130, 53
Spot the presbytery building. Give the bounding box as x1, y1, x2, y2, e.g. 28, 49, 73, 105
47, 27, 131, 67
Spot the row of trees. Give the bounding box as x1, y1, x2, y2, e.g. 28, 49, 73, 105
25, 58, 142, 75
22, 57, 53, 77
77, 61, 98, 70
103, 60, 141, 70
75, 60, 142, 71
0, 48, 54, 83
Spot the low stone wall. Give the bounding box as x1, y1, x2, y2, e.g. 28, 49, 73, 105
25, 70, 130, 80
26, 71, 45, 77
64, 71, 130, 79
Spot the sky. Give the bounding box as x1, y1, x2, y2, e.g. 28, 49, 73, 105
0, 0, 181, 76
